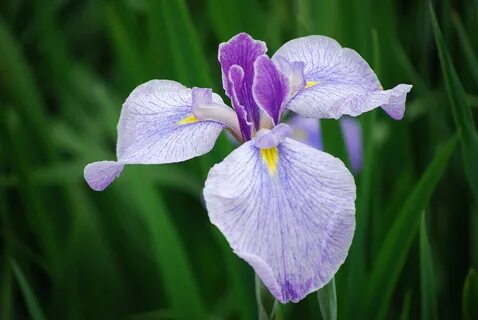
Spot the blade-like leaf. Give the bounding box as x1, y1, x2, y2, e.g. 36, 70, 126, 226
104, 3, 146, 85
362, 133, 459, 319
157, 0, 212, 87
0, 17, 53, 160
462, 269, 478, 320
10, 260, 47, 320
430, 2, 478, 201
420, 213, 438, 320
255, 274, 270, 320
317, 277, 337, 320
452, 11, 478, 87
206, 0, 265, 41
399, 291, 413, 320
344, 28, 381, 318
123, 179, 207, 320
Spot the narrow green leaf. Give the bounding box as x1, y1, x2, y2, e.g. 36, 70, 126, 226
128, 309, 174, 320
296, 0, 339, 38
391, 38, 428, 95
212, 230, 255, 320
462, 269, 478, 320
123, 179, 206, 320
207, 0, 265, 39
420, 212, 438, 320
10, 260, 47, 320
105, 3, 146, 85
430, 2, 478, 201
317, 277, 337, 320
469, 94, 478, 108
205, 0, 244, 40
0, 17, 54, 160
362, 133, 459, 319
0, 251, 13, 320
0, 111, 60, 271
255, 274, 271, 320
344, 28, 381, 318
321, 119, 348, 164
452, 11, 478, 86
157, 0, 212, 87
399, 291, 413, 320
472, 206, 478, 270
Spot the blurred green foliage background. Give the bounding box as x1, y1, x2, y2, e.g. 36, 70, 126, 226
1, 0, 478, 319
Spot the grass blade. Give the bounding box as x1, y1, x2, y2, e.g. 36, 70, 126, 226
157, 0, 213, 87
361, 133, 459, 319
105, 3, 146, 85
123, 180, 206, 320
10, 260, 47, 320
462, 269, 478, 320
451, 11, 478, 86
420, 213, 438, 320
255, 275, 270, 320
317, 277, 337, 320
0, 17, 54, 160
343, 28, 381, 318
430, 2, 478, 201
399, 291, 413, 320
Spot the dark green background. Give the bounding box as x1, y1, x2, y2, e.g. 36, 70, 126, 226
1, 0, 478, 319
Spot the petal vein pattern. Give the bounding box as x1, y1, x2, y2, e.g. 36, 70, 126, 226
84, 80, 224, 191
273, 36, 412, 119
204, 139, 356, 302
117, 80, 223, 163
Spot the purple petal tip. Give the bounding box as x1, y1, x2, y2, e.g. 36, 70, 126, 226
84, 161, 124, 191
381, 84, 413, 120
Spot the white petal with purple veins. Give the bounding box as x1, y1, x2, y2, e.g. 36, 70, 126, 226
84, 80, 224, 191
117, 80, 224, 163
204, 139, 356, 303
272, 36, 412, 120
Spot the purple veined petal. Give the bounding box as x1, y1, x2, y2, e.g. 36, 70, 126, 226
340, 117, 363, 173
83, 80, 224, 191
288, 114, 323, 150
252, 55, 290, 125
219, 32, 267, 130
273, 56, 306, 100
229, 65, 253, 141
272, 36, 412, 120
204, 138, 356, 303
117, 80, 224, 163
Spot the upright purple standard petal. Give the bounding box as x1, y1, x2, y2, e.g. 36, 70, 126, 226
219, 33, 267, 131
204, 139, 356, 303
229, 65, 253, 140
272, 36, 412, 120
340, 117, 363, 173
252, 55, 289, 125
84, 80, 224, 191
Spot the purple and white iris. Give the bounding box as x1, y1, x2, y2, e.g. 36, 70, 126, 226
84, 33, 411, 303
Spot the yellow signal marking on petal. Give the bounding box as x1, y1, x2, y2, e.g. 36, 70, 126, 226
177, 114, 199, 125
260, 147, 279, 175
305, 81, 319, 89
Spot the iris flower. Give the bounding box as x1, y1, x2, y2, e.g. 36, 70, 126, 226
84, 33, 411, 303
